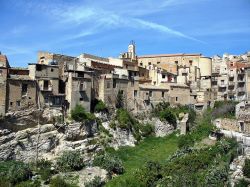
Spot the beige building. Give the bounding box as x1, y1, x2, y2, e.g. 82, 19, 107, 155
0, 53, 10, 116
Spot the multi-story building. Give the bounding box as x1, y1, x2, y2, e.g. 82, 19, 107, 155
212, 53, 250, 101
0, 45, 249, 116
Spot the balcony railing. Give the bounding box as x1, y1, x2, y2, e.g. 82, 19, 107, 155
228, 73, 234, 78
218, 82, 227, 87
40, 86, 53, 91
228, 81, 235, 86
238, 88, 245, 93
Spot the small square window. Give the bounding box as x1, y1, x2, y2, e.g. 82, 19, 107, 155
157, 62, 160, 64
51, 68, 54, 72
16, 101, 21, 107
10, 102, 13, 106
140, 63, 143, 66
148, 62, 151, 65
162, 74, 166, 79
80, 98, 84, 101
175, 61, 178, 65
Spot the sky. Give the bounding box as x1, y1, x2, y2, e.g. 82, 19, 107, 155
0, 0, 250, 67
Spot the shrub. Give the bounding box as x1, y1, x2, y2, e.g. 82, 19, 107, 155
49, 176, 71, 187
56, 151, 84, 172
235, 179, 250, 187
84, 176, 103, 187
7, 162, 32, 185
15, 180, 41, 187
94, 100, 107, 113
243, 159, 250, 178
71, 104, 95, 122
135, 161, 162, 187
71, 104, 88, 122
139, 123, 154, 137
36, 159, 53, 181
159, 108, 177, 127
93, 153, 124, 175
177, 134, 194, 148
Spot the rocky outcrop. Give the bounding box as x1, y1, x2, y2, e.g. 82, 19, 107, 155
0, 121, 100, 162
102, 121, 136, 149
60, 166, 108, 187
141, 118, 174, 137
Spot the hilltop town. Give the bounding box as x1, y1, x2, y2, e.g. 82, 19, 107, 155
1, 42, 250, 117
1, 43, 250, 186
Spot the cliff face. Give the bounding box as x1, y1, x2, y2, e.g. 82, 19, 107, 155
0, 109, 175, 162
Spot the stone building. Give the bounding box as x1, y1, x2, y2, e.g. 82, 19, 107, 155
6, 68, 37, 112
212, 53, 250, 101
0, 53, 10, 116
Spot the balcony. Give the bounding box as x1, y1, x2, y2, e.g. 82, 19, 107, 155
228, 90, 236, 95
238, 88, 245, 93
238, 71, 245, 75
237, 78, 245, 82
218, 82, 227, 87
228, 81, 234, 86
40, 86, 52, 91
228, 73, 234, 78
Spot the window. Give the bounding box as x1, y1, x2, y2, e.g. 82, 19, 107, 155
175, 61, 178, 65
149, 91, 152, 97
157, 62, 160, 64
36, 64, 42, 71
51, 68, 54, 72
0, 70, 2, 76
176, 97, 178, 101
162, 74, 166, 79
134, 90, 138, 97
189, 60, 193, 65
162, 91, 165, 98
10, 102, 13, 106
107, 82, 111, 88
44, 80, 49, 90
113, 79, 117, 88
80, 98, 84, 101
45, 97, 49, 103
22, 84, 28, 95
148, 62, 151, 65
80, 82, 85, 91
16, 101, 21, 107
140, 63, 143, 66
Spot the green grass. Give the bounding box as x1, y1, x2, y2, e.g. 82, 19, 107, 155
105, 133, 179, 187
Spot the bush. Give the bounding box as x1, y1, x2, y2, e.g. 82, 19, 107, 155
7, 162, 32, 185
56, 151, 84, 172
36, 159, 53, 181
49, 176, 71, 187
93, 153, 124, 175
159, 108, 177, 127
71, 104, 95, 122
177, 134, 194, 149
15, 180, 41, 187
243, 159, 250, 178
84, 176, 103, 187
94, 100, 107, 113
235, 179, 250, 187
139, 123, 154, 137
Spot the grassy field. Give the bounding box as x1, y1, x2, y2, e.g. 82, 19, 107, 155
105, 133, 179, 187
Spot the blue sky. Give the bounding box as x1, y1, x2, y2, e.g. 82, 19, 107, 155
0, 0, 250, 67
